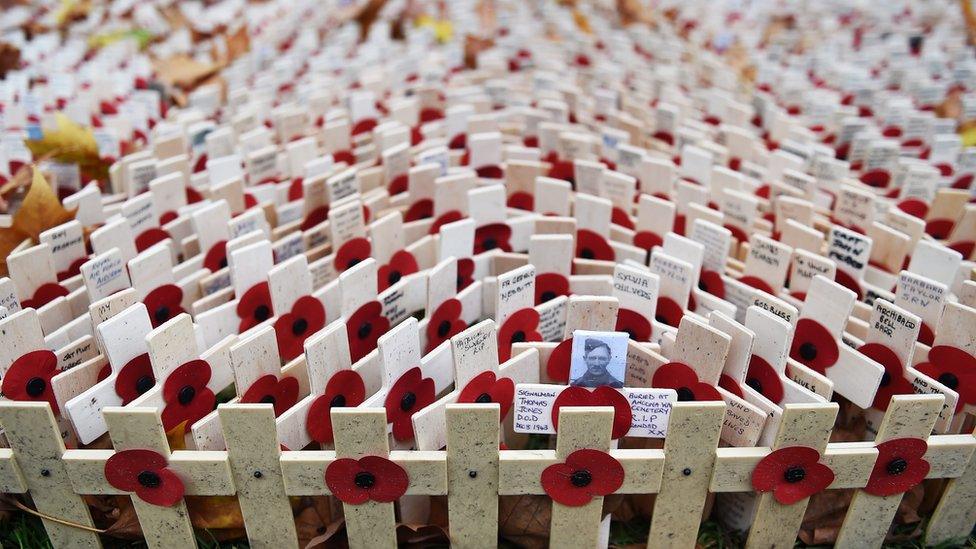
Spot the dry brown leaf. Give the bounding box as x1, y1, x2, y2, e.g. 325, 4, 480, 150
25, 113, 110, 185
0, 42, 21, 79
153, 54, 220, 91
0, 167, 76, 275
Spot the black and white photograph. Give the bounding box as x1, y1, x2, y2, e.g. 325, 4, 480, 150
569, 330, 628, 388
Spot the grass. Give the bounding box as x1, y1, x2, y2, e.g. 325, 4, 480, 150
1, 509, 973, 548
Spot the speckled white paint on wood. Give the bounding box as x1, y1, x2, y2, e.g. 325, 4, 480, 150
926, 426, 976, 545
103, 407, 195, 548
218, 404, 299, 548
445, 404, 500, 548
745, 403, 838, 549
835, 395, 944, 548
549, 406, 614, 548
647, 401, 725, 548
0, 402, 100, 547
331, 407, 397, 549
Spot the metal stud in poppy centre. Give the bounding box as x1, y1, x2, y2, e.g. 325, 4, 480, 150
2, 0, 976, 547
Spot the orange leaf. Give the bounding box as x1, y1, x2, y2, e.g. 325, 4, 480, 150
0, 167, 76, 275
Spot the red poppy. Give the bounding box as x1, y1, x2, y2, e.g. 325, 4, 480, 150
306, 370, 367, 443
428, 210, 465, 235
104, 449, 184, 507
457, 371, 515, 419
724, 224, 749, 244
751, 446, 835, 505
859, 343, 914, 412
654, 297, 685, 327
404, 199, 434, 222
718, 374, 744, 398
159, 210, 178, 225
507, 192, 534, 211
745, 355, 785, 404
611, 207, 635, 230
332, 149, 356, 166
419, 108, 444, 122
925, 218, 955, 240
203, 241, 228, 272
334, 238, 372, 273
241, 374, 299, 417
21, 282, 69, 309
346, 301, 390, 363
953, 174, 975, 190
186, 186, 204, 204
698, 270, 726, 299
325, 455, 408, 504
384, 366, 435, 442
616, 308, 652, 341
863, 438, 930, 497
739, 275, 776, 296
475, 165, 504, 179
1, 350, 59, 412
134, 228, 171, 252
833, 270, 863, 300
448, 134, 467, 150
540, 449, 624, 507
144, 285, 184, 328
424, 299, 467, 353
274, 296, 327, 361
56, 257, 87, 282
378, 250, 419, 291
535, 273, 569, 304
236, 282, 274, 333
456, 258, 475, 291
497, 308, 542, 362
576, 229, 615, 261
161, 360, 215, 431
301, 206, 330, 231
633, 231, 663, 252
287, 178, 304, 201
546, 338, 575, 382
918, 322, 935, 347
115, 353, 156, 404
915, 345, 976, 412
474, 224, 513, 254
672, 214, 687, 236
859, 169, 891, 188
949, 240, 976, 259
547, 158, 575, 184
552, 386, 632, 439
652, 131, 674, 146
789, 319, 840, 375
897, 198, 929, 219
387, 174, 408, 195
652, 362, 722, 402
351, 118, 378, 136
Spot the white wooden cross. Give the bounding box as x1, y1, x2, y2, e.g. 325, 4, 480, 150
360, 317, 454, 449
788, 275, 884, 409
64, 303, 155, 444
194, 239, 275, 348
412, 319, 539, 451
857, 299, 959, 434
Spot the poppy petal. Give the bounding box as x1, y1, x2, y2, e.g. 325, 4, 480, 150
359, 455, 409, 502
104, 449, 168, 492
325, 458, 369, 504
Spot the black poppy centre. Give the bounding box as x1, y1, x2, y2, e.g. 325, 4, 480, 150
354, 471, 376, 489
570, 469, 592, 487
26, 377, 46, 397
254, 305, 271, 323
798, 342, 818, 361
886, 457, 908, 475
784, 466, 806, 483
437, 320, 452, 338
400, 391, 417, 411
137, 470, 161, 488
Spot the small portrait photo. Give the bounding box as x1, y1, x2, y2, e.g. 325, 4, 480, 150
569, 330, 629, 388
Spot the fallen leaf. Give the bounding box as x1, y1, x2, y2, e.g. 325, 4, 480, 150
0, 167, 76, 275
0, 42, 21, 79
25, 113, 110, 184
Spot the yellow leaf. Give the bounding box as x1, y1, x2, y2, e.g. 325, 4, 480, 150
0, 168, 76, 276
26, 113, 100, 164
166, 421, 188, 451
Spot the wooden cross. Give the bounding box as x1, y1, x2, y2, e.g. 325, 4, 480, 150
64, 303, 154, 444
789, 275, 884, 408
412, 319, 538, 450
